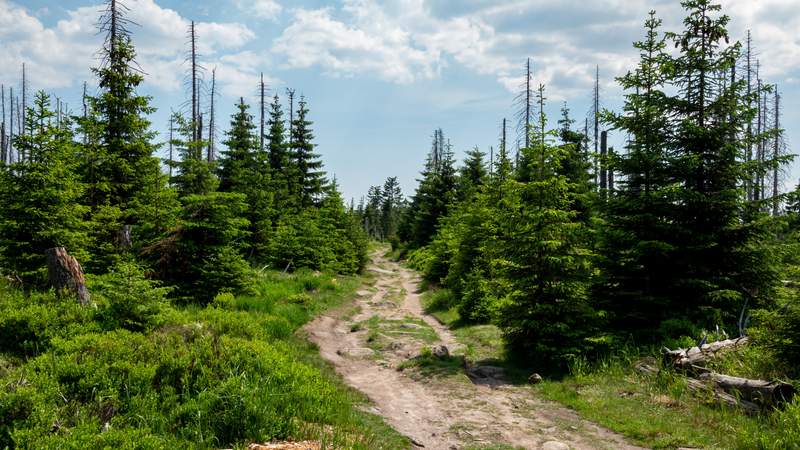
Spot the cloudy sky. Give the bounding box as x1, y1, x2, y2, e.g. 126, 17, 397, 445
1, 0, 799, 201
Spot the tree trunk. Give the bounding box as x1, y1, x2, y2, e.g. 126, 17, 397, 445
635, 361, 760, 415
698, 372, 794, 406
663, 337, 749, 370
685, 376, 760, 415
45, 247, 90, 306
117, 224, 132, 249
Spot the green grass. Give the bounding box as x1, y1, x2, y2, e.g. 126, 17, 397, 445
535, 355, 800, 449
420, 289, 505, 363
397, 346, 467, 379
416, 286, 800, 448
352, 314, 439, 355
0, 269, 409, 449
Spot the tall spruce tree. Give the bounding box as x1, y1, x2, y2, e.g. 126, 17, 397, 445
494, 92, 599, 367
218, 98, 274, 258
602, 2, 782, 338
290, 96, 325, 207
0, 92, 90, 283
401, 129, 458, 248
79, 0, 176, 270
456, 147, 487, 200
599, 11, 676, 333
380, 177, 404, 241
266, 93, 292, 210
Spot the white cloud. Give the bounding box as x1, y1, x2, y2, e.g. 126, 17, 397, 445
271, 0, 800, 99
0, 0, 259, 96
237, 0, 282, 21
273, 6, 437, 84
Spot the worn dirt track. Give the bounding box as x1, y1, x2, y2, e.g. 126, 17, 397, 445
304, 250, 642, 450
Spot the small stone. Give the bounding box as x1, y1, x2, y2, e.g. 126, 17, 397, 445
431, 345, 449, 359
541, 441, 570, 450
387, 341, 404, 350
400, 323, 422, 329
528, 373, 543, 384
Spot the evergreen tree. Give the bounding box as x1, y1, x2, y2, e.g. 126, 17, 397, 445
456, 147, 487, 200
267, 94, 289, 174
601, 3, 782, 338
266, 93, 292, 210
170, 114, 216, 196
400, 129, 458, 248
218, 99, 274, 258
0, 92, 90, 283
319, 180, 369, 273
363, 185, 384, 239
494, 96, 599, 367
380, 177, 404, 241
290, 97, 325, 207
79, 0, 176, 269
148, 192, 251, 303
557, 104, 595, 222
218, 99, 258, 193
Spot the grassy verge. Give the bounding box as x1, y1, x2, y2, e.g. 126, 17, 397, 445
417, 286, 800, 449
0, 267, 408, 449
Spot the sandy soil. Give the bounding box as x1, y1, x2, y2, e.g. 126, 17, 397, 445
304, 250, 642, 450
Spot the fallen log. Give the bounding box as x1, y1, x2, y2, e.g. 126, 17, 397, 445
663, 337, 750, 370
685, 377, 760, 415
635, 361, 760, 415
45, 247, 90, 306
698, 372, 795, 407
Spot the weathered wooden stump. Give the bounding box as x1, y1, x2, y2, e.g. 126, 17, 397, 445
117, 224, 133, 249
45, 247, 90, 306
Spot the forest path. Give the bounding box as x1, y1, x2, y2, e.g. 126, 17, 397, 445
304, 248, 641, 450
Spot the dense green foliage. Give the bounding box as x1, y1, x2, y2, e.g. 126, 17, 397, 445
0, 0, 367, 300
0, 2, 372, 446
0, 269, 407, 448
0, 93, 90, 285
356, 176, 406, 242
394, 0, 793, 371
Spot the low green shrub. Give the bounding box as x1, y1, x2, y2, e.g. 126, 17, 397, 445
89, 261, 171, 332
0, 268, 405, 449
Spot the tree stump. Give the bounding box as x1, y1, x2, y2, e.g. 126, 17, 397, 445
45, 247, 90, 306
117, 224, 132, 249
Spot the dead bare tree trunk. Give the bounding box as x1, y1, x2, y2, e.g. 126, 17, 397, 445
8, 87, 12, 164
525, 57, 531, 151
635, 361, 760, 415
685, 376, 760, 415
190, 21, 198, 143
260, 72, 266, 151
46, 247, 90, 306
773, 88, 780, 215
600, 130, 608, 198
117, 224, 132, 249
698, 372, 794, 406
168, 112, 174, 182
594, 66, 600, 188
21, 63, 26, 143
208, 67, 216, 162
663, 337, 750, 370
286, 88, 295, 147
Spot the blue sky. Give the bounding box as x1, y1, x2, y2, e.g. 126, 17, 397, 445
1, 0, 799, 202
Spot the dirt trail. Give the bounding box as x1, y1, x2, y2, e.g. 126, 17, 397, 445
304, 250, 642, 450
